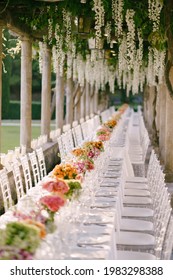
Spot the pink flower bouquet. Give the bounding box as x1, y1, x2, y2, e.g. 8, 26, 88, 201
42, 178, 69, 195
40, 195, 65, 213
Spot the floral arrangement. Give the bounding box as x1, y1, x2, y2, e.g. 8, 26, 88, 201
73, 158, 95, 175
103, 119, 117, 129
39, 195, 65, 222
71, 147, 87, 158
51, 163, 82, 199
96, 126, 111, 141
52, 163, 78, 180
82, 141, 104, 158
0, 221, 42, 256
0, 246, 33, 260
42, 177, 69, 196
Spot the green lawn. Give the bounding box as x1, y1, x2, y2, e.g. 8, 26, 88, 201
1, 126, 41, 153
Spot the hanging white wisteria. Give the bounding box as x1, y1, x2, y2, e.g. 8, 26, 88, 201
38, 41, 47, 74
158, 50, 166, 85
105, 21, 111, 44
148, 0, 163, 31
48, 18, 53, 44
131, 30, 143, 95
122, 70, 127, 90
93, 0, 105, 49
85, 54, 92, 84
146, 47, 155, 86
108, 69, 116, 94
136, 30, 143, 67
53, 23, 65, 76
67, 51, 73, 79
146, 46, 166, 87
71, 41, 76, 59
62, 9, 72, 49
52, 45, 58, 73
76, 54, 85, 87
126, 71, 133, 97
132, 60, 140, 95
126, 9, 136, 70
117, 33, 127, 85
112, 0, 124, 39
139, 67, 146, 92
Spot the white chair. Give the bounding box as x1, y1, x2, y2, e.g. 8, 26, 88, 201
72, 120, 78, 128
79, 118, 85, 124
20, 155, 33, 193
36, 147, 47, 179
11, 160, 25, 201
72, 125, 83, 146
57, 136, 67, 162
28, 151, 41, 185
0, 168, 13, 212
63, 123, 71, 133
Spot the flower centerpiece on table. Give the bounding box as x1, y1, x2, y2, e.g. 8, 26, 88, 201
96, 126, 111, 141
52, 163, 82, 199
42, 177, 69, 198
39, 195, 65, 222
82, 140, 104, 159
0, 220, 42, 259
103, 119, 117, 130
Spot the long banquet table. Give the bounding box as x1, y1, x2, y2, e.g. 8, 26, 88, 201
0, 109, 130, 260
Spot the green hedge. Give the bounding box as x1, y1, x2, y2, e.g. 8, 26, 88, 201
8, 101, 41, 120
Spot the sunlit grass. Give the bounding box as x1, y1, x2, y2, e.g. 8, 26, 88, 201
0, 125, 41, 153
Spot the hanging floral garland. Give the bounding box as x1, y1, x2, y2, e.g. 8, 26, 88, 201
117, 33, 127, 88
67, 51, 73, 79
76, 54, 85, 87
93, 0, 105, 49
148, 0, 163, 31
38, 42, 47, 74
53, 23, 65, 77
112, 0, 124, 39
146, 47, 155, 86
131, 30, 143, 95
105, 21, 111, 45
125, 9, 136, 70
62, 9, 72, 49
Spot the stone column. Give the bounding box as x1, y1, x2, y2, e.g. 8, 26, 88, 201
66, 78, 73, 124
164, 86, 173, 180
55, 69, 64, 130
85, 81, 90, 116
80, 86, 86, 119
20, 37, 32, 150
41, 45, 51, 139
74, 87, 81, 121
155, 86, 160, 136
144, 85, 155, 135
158, 83, 167, 162
0, 24, 3, 167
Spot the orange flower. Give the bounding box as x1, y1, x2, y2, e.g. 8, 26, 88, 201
52, 163, 78, 179
23, 219, 46, 238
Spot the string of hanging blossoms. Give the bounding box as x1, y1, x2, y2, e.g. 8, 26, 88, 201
112, 0, 124, 39
93, 0, 105, 49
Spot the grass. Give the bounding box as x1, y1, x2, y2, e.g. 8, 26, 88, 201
0, 125, 41, 154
